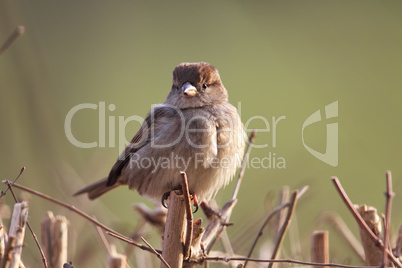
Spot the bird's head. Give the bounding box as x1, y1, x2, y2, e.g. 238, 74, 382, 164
165, 62, 228, 109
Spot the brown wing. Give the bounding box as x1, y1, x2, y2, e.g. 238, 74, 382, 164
106, 105, 178, 186
106, 114, 152, 186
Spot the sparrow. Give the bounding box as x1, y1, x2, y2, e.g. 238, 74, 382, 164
75, 62, 246, 204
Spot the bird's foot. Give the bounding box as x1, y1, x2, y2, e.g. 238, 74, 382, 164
160, 190, 199, 213
161, 191, 170, 209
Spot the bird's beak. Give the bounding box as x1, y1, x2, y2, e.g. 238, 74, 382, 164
182, 82, 197, 97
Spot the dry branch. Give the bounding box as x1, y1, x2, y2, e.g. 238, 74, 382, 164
231, 129, 257, 200
331, 177, 401, 268
1, 236, 16, 268
41, 211, 68, 268
321, 212, 365, 262
0, 26, 25, 57
108, 244, 128, 268
244, 186, 307, 268
161, 191, 185, 268
383, 171, 394, 267
355, 205, 383, 266
267, 190, 298, 268
311, 231, 329, 268
6, 202, 28, 268
5, 179, 49, 268
132, 203, 166, 235
180, 172, 193, 261
201, 130, 257, 256
394, 225, 402, 260
201, 199, 237, 254
202, 256, 381, 268
245, 200, 289, 265
1, 181, 159, 257
0, 224, 6, 262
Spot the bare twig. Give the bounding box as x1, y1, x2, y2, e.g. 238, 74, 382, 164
231, 129, 257, 200
95, 224, 112, 254
106, 231, 160, 253
203, 200, 237, 254
0, 26, 25, 56
141, 237, 171, 268
180, 171, 193, 260
383, 171, 394, 267
267, 190, 298, 268
0, 167, 25, 198
274, 187, 289, 240
201, 256, 382, 268
331, 177, 401, 268
245, 201, 289, 265
1, 181, 157, 255
244, 186, 307, 267
5, 180, 49, 268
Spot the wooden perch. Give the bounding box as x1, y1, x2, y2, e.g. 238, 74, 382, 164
311, 231, 329, 268
161, 191, 185, 268
41, 211, 68, 268
1, 202, 28, 268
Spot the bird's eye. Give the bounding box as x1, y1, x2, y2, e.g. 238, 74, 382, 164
202, 83, 208, 89
175, 86, 180, 92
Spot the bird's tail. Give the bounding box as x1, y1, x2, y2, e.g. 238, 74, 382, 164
74, 178, 119, 200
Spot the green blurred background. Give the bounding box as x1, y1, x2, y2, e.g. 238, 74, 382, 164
1, 1, 402, 267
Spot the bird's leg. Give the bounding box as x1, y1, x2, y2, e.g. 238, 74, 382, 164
191, 192, 199, 213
